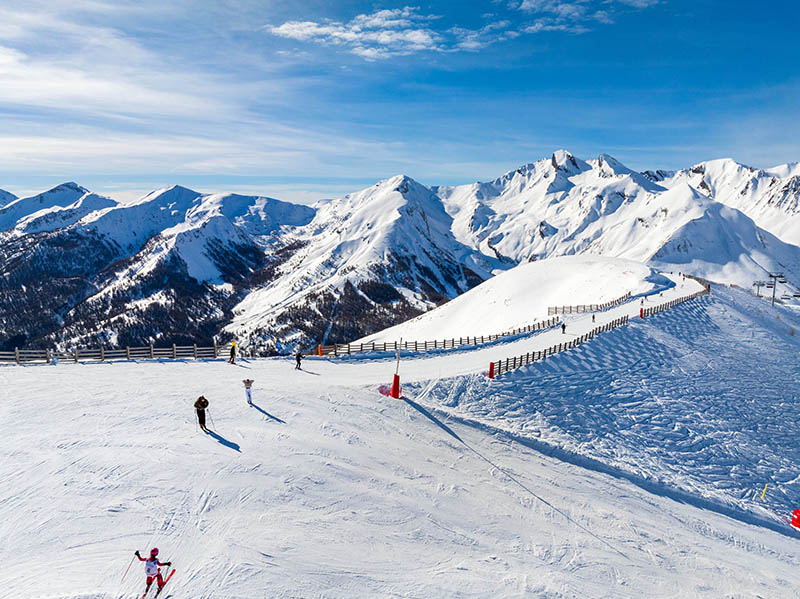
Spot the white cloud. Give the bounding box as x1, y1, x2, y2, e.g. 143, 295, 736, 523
516, 0, 655, 34
269, 1, 659, 59
268, 7, 443, 60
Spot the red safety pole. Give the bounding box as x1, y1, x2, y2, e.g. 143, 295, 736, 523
318, 344, 322, 356
390, 338, 402, 398
640, 307, 644, 318
488, 362, 495, 379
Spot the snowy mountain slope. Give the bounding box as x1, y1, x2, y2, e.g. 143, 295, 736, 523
658, 158, 800, 245
14, 191, 118, 234
649, 196, 800, 284
3, 281, 800, 597
0, 182, 90, 232
3, 149, 800, 353
437, 152, 800, 289
0, 187, 16, 208
0, 186, 315, 350
358, 255, 670, 343
224, 175, 495, 353
406, 284, 800, 531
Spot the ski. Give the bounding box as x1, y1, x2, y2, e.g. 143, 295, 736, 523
141, 568, 175, 598
154, 568, 176, 597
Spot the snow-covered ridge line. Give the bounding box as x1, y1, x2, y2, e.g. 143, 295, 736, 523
320, 316, 561, 357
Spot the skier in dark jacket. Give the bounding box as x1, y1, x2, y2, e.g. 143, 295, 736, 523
229, 341, 236, 364
561, 322, 566, 334
194, 395, 209, 432
134, 547, 171, 597
295, 352, 302, 370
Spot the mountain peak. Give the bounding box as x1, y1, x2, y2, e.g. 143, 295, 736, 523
46, 181, 89, 195
551, 150, 588, 174
596, 154, 635, 176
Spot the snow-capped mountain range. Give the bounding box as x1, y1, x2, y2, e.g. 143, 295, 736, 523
2, 151, 799, 352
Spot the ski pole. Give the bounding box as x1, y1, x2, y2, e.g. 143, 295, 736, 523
122, 553, 135, 581
207, 409, 216, 430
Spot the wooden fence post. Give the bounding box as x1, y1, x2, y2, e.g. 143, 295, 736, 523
213, 340, 218, 358
100, 346, 105, 361
15, 347, 19, 364
173, 344, 177, 359
150, 344, 154, 359
127, 346, 131, 360
75, 348, 79, 362
193, 344, 198, 359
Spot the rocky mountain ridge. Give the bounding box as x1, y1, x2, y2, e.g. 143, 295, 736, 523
2, 150, 799, 352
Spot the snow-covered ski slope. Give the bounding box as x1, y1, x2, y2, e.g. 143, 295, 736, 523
3, 273, 800, 597
357, 256, 670, 343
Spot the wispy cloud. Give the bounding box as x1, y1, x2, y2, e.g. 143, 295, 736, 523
516, 0, 658, 33
0, 5, 240, 120
268, 2, 660, 59
268, 7, 443, 60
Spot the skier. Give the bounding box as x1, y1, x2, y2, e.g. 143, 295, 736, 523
295, 352, 302, 370
242, 379, 254, 405
229, 341, 237, 364
592, 314, 595, 323
561, 322, 566, 334
134, 547, 171, 597
194, 395, 209, 432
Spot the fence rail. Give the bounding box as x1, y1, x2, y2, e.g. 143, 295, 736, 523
641, 287, 709, 318
492, 286, 711, 378
548, 291, 632, 315
317, 316, 561, 357
491, 316, 630, 377
0, 342, 220, 364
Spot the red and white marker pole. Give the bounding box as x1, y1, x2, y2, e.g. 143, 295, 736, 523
390, 337, 402, 398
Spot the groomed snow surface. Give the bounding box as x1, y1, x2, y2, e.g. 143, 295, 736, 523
3, 267, 800, 597
358, 256, 670, 343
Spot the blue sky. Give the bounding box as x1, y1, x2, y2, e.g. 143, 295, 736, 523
1, 0, 798, 203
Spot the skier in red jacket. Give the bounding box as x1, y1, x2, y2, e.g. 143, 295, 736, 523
134, 547, 172, 597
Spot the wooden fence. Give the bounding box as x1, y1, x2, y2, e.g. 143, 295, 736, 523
0, 342, 220, 365
641, 286, 710, 318
318, 316, 561, 357
548, 291, 632, 315
491, 316, 630, 377
491, 285, 712, 378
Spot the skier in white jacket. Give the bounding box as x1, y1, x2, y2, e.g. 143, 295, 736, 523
243, 378, 254, 405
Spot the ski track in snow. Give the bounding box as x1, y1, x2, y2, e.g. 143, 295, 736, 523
2, 281, 800, 597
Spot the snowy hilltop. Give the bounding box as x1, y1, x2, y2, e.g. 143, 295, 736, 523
2, 150, 800, 352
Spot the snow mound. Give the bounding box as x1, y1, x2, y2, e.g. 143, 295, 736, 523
357, 255, 670, 342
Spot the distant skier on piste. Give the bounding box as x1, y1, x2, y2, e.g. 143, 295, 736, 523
134, 547, 173, 597
194, 395, 209, 432
243, 378, 254, 405
295, 352, 302, 370
229, 341, 237, 364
